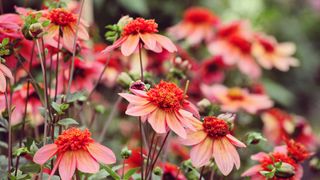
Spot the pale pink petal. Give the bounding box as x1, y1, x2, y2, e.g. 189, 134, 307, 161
238, 57, 261, 79
183, 101, 200, 119
125, 103, 157, 116
49, 154, 63, 179
0, 72, 6, 92
101, 37, 127, 54
147, 109, 167, 134
62, 26, 75, 51
74, 150, 99, 173
166, 112, 187, 138
241, 165, 262, 177
118, 93, 149, 105
293, 165, 303, 180
153, 34, 177, 52
59, 151, 76, 180
120, 34, 140, 56
251, 152, 269, 161
226, 134, 246, 148
129, 88, 148, 97
274, 145, 287, 154
200, 84, 227, 102
140, 33, 156, 50
277, 42, 296, 56
175, 111, 197, 131
180, 130, 207, 146
187, 26, 204, 45
190, 137, 213, 167
221, 137, 240, 169
213, 139, 234, 176
0, 64, 13, 80
33, 144, 58, 165
87, 142, 116, 165
77, 24, 89, 40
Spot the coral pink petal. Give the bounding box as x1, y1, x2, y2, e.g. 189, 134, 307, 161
129, 88, 148, 97
180, 130, 207, 146
222, 137, 240, 169
74, 150, 99, 173
121, 34, 140, 56
59, 151, 76, 180
166, 112, 187, 138
274, 145, 287, 154
118, 93, 149, 105
33, 144, 58, 165
87, 142, 116, 165
49, 154, 63, 179
190, 137, 213, 167
183, 101, 200, 119
101, 37, 127, 54
62, 26, 75, 52
213, 138, 234, 176
153, 34, 177, 52
251, 152, 268, 161
77, 24, 89, 40
241, 165, 262, 177
0, 72, 6, 92
125, 103, 157, 116
226, 134, 246, 148
175, 111, 196, 131
140, 33, 156, 50
148, 109, 167, 134
0, 64, 13, 80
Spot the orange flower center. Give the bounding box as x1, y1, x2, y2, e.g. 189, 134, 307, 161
147, 81, 185, 112
47, 8, 76, 26
203, 116, 229, 138
122, 18, 158, 36
258, 38, 275, 53
227, 87, 244, 101
260, 152, 297, 171
183, 7, 218, 25
228, 35, 252, 54
286, 139, 309, 162
54, 128, 93, 152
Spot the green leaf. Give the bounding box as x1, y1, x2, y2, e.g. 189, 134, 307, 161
2, 38, 9, 46
262, 78, 294, 106
13, 147, 30, 156
20, 163, 41, 173
102, 165, 121, 180
66, 91, 87, 103
58, 118, 79, 127
119, 0, 149, 15
123, 168, 139, 180
42, 20, 51, 27
51, 102, 63, 115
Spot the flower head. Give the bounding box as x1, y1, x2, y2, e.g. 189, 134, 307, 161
286, 139, 311, 162
168, 7, 219, 45
33, 128, 116, 180
102, 17, 177, 56
180, 114, 246, 176
119, 80, 199, 138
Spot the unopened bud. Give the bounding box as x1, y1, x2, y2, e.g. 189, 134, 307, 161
29, 23, 44, 38
153, 166, 162, 176
117, 15, 133, 30
120, 147, 132, 159
197, 98, 211, 112
130, 80, 146, 91
275, 162, 295, 178
246, 132, 266, 145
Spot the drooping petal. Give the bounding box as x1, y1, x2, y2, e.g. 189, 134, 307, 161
33, 144, 58, 165
59, 151, 76, 180
166, 112, 187, 138
118, 93, 149, 105
153, 34, 177, 52
120, 34, 140, 56
222, 137, 240, 169
125, 103, 157, 116
183, 100, 200, 119
190, 137, 213, 167
241, 165, 262, 177
129, 88, 148, 97
0, 72, 6, 92
140, 33, 156, 50
87, 142, 116, 165
147, 109, 167, 134
175, 111, 197, 131
180, 130, 207, 146
101, 37, 127, 54
74, 150, 99, 173
49, 154, 63, 179
213, 138, 234, 176
77, 24, 89, 40
0, 64, 13, 80
62, 26, 75, 51
251, 152, 269, 161
226, 134, 246, 148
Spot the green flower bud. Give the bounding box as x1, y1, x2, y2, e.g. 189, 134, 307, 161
29, 23, 45, 39
275, 162, 295, 178
120, 147, 132, 159
153, 166, 162, 176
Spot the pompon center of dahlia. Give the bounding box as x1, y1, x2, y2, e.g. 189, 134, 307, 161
260, 152, 297, 170
203, 116, 229, 138
54, 128, 94, 152
147, 81, 185, 112
227, 87, 244, 101
286, 140, 309, 162
122, 18, 158, 36
48, 8, 76, 26
228, 35, 252, 54
183, 7, 218, 24
258, 38, 275, 53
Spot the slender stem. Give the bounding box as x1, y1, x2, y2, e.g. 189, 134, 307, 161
98, 96, 122, 142
5, 86, 12, 176
209, 168, 215, 180
14, 42, 35, 175
54, 28, 61, 102
139, 119, 144, 180
0, 0, 3, 15
138, 43, 144, 82
121, 159, 125, 179
144, 132, 155, 179
199, 166, 205, 180
145, 136, 159, 180
66, 0, 85, 95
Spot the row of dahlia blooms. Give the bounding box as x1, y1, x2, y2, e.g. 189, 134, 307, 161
0, 1, 318, 180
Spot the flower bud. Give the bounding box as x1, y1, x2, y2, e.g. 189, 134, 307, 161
275, 162, 295, 178
246, 132, 266, 145
120, 147, 132, 159
130, 80, 146, 91
29, 23, 45, 38
197, 98, 211, 112
153, 166, 162, 176
117, 15, 133, 30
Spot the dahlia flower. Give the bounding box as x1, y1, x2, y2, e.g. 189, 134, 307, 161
102, 17, 177, 56
33, 128, 116, 180
180, 115, 246, 175
119, 81, 200, 138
